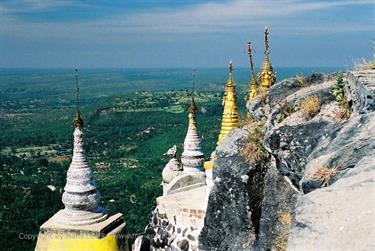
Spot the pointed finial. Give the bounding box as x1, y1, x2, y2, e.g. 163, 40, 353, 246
264, 25, 270, 57
246, 41, 258, 100
247, 42, 256, 81
192, 68, 196, 97
188, 69, 197, 114
75, 69, 80, 112
73, 69, 84, 129
229, 60, 233, 80
247, 41, 252, 55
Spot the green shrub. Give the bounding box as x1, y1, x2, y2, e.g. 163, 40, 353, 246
331, 73, 345, 102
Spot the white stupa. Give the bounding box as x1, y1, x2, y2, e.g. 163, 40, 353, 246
181, 89, 205, 173
54, 111, 108, 225
35, 70, 126, 251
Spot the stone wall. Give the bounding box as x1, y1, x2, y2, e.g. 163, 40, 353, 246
137, 185, 207, 251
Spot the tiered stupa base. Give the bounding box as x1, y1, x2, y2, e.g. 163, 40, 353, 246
35, 212, 128, 251
54, 207, 108, 226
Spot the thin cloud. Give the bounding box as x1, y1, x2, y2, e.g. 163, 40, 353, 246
114, 0, 373, 33
0, 0, 373, 51
0, 0, 90, 14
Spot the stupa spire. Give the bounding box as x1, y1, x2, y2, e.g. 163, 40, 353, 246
188, 69, 197, 116
73, 69, 84, 129
246, 41, 258, 100
264, 25, 270, 59
181, 69, 205, 172
55, 69, 107, 226
217, 60, 239, 144
229, 60, 233, 80
257, 25, 276, 92
35, 70, 127, 250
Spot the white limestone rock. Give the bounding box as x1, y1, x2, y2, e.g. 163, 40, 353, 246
287, 156, 375, 250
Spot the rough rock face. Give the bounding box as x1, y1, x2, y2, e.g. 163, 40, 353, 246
266, 121, 331, 187
288, 156, 375, 250
198, 69, 375, 250
247, 73, 336, 122
199, 129, 259, 251
300, 112, 375, 193
255, 159, 298, 251
267, 73, 333, 108
346, 70, 375, 114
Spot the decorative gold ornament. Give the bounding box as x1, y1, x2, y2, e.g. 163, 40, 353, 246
188, 69, 197, 118
73, 111, 84, 129
246, 41, 258, 100
188, 96, 197, 116
257, 25, 276, 92
217, 60, 239, 144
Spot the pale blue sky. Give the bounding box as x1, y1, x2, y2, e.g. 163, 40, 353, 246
0, 0, 374, 68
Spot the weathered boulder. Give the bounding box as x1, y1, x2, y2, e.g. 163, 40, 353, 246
346, 70, 375, 114
247, 73, 336, 122
301, 112, 375, 193
255, 158, 299, 251
246, 93, 271, 121
265, 76, 336, 130
265, 120, 331, 187
263, 74, 350, 189
287, 156, 375, 251
199, 129, 260, 251
267, 73, 332, 107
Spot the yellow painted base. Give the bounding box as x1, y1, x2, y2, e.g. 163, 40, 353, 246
204, 160, 213, 170
35, 234, 127, 251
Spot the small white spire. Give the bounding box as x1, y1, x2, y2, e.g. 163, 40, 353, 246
181, 71, 204, 172
55, 71, 107, 226
55, 125, 108, 226
181, 115, 205, 172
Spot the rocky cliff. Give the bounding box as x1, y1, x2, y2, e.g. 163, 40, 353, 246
139, 69, 375, 251
199, 69, 375, 251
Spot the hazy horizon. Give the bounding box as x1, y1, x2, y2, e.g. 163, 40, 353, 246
0, 66, 345, 70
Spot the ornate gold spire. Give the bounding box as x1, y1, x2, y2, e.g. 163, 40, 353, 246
257, 25, 276, 92
246, 41, 258, 100
73, 69, 84, 129
217, 60, 239, 144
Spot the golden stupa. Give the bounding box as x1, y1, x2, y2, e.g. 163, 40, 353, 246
204, 61, 239, 171
246, 41, 258, 100
217, 60, 239, 144
257, 26, 276, 92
